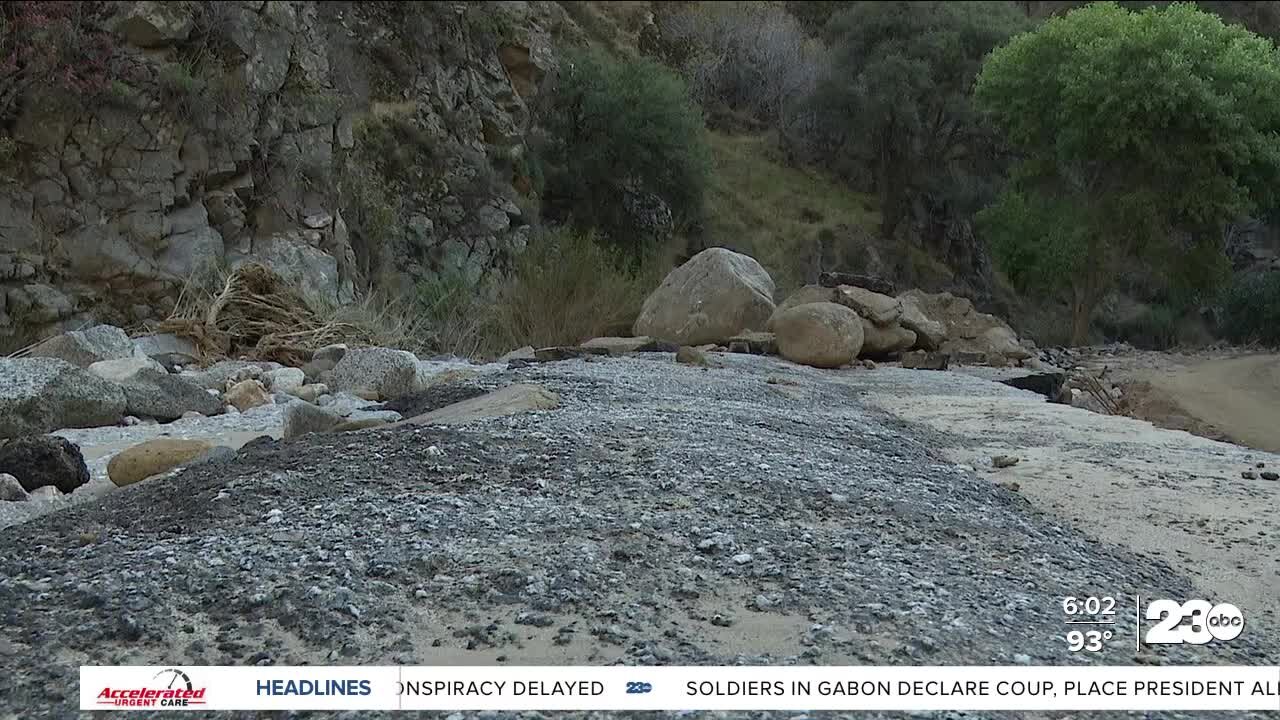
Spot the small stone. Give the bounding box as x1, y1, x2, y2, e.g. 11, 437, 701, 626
224, 379, 271, 412
1261, 471, 1279, 481
1013, 653, 1032, 665
710, 613, 734, 627
999, 481, 1021, 492
992, 455, 1020, 469
750, 594, 774, 611
181, 411, 204, 420
861, 359, 877, 370
0, 473, 28, 502
676, 346, 711, 367
731, 553, 753, 565
289, 383, 328, 403
427, 445, 445, 457
1242, 470, 1257, 480
414, 589, 429, 599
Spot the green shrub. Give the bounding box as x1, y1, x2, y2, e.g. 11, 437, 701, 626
536, 47, 711, 257
409, 228, 665, 358
487, 227, 662, 352
1219, 272, 1280, 345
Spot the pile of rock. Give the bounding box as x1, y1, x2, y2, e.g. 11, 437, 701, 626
577, 247, 1037, 371
0, 326, 478, 499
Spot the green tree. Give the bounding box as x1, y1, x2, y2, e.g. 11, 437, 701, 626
976, 1, 1280, 344
810, 1, 1028, 240
535, 48, 711, 257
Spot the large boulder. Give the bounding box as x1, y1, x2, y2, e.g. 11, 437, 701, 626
898, 290, 1032, 362
633, 248, 776, 346
0, 358, 127, 438
897, 296, 947, 351
116, 366, 225, 421
107, 438, 214, 487
767, 285, 836, 330
328, 347, 421, 399
858, 320, 917, 359
28, 325, 142, 368
0, 435, 90, 494
772, 302, 864, 369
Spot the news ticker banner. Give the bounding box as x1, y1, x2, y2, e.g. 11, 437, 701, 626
83, 665, 1280, 712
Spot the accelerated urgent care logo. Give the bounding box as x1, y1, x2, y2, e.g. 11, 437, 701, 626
96, 667, 208, 708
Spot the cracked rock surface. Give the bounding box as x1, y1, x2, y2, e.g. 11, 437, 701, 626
0, 353, 1275, 720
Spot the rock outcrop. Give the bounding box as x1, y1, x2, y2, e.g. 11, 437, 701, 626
772, 302, 864, 369
634, 248, 776, 346
0, 1, 569, 349
0, 358, 127, 438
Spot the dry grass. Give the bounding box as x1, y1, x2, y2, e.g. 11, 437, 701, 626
704, 131, 878, 295
155, 263, 419, 366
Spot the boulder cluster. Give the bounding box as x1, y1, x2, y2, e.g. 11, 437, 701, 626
624, 247, 1036, 370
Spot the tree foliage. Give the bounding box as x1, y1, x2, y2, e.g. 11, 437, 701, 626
808, 1, 1028, 240
535, 48, 711, 256
976, 1, 1280, 344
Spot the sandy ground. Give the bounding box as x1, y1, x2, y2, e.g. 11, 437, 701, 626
1135, 353, 1280, 453
866, 370, 1280, 631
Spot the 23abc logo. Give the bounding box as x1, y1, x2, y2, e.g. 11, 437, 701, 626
625, 681, 652, 694
1144, 599, 1244, 645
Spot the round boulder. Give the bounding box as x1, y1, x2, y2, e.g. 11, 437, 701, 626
633, 248, 776, 346
0, 435, 90, 494
107, 438, 215, 487
772, 302, 864, 369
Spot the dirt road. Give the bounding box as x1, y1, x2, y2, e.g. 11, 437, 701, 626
1136, 354, 1280, 453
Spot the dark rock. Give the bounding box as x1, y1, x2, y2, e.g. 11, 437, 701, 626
238, 436, 278, 454
1261, 471, 1279, 481
379, 383, 489, 418
533, 346, 613, 362
999, 372, 1067, 401
634, 339, 681, 353
901, 350, 949, 371
818, 271, 896, 296
0, 435, 90, 494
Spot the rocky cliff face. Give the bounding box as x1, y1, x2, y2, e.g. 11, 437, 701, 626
0, 0, 574, 350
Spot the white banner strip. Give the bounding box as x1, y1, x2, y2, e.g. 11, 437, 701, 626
81, 665, 1280, 712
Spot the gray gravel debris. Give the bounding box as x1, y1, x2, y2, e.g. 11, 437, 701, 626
0, 353, 1275, 720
